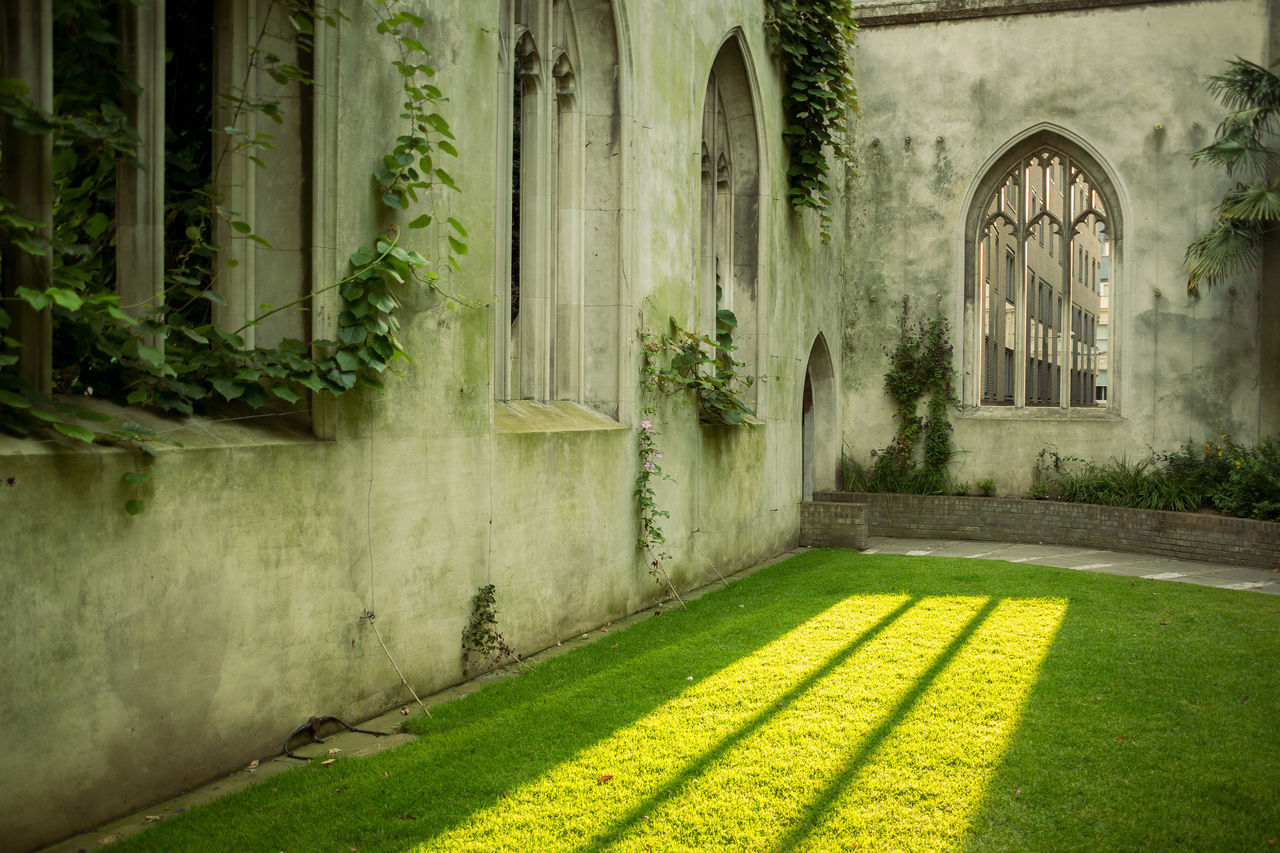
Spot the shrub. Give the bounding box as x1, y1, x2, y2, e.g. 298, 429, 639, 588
1033, 437, 1280, 520
1213, 439, 1280, 521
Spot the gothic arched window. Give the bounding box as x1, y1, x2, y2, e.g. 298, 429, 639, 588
968, 132, 1118, 410
699, 38, 760, 406
497, 0, 622, 416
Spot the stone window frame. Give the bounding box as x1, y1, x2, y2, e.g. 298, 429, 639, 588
963, 128, 1122, 414
696, 33, 763, 411
1, 0, 338, 435
494, 0, 625, 418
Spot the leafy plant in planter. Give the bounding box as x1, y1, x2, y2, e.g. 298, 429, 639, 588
1036, 436, 1280, 520
843, 302, 958, 494
640, 310, 755, 427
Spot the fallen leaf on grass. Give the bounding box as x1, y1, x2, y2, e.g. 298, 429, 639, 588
598, 775, 614, 784
247, 759, 259, 771
328, 748, 341, 755
600, 627, 609, 633
143, 815, 163, 823
321, 758, 337, 766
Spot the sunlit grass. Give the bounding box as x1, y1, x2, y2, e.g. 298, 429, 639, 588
418, 595, 1048, 852
115, 550, 1280, 852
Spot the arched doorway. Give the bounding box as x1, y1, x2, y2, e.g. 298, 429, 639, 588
802, 333, 836, 499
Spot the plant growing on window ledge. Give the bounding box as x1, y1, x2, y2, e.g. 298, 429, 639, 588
764, 0, 859, 241
640, 310, 755, 427
0, 0, 481, 511
631, 306, 751, 609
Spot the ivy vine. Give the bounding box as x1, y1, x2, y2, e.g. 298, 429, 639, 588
633, 406, 675, 592
633, 308, 754, 607
0, 0, 477, 511
845, 300, 958, 494
635, 330, 683, 609
639, 309, 755, 427
764, 0, 859, 241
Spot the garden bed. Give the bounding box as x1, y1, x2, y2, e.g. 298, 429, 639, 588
815, 491, 1279, 570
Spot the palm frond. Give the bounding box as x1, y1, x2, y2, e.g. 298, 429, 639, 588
1184, 216, 1267, 294
1230, 105, 1280, 132
1205, 57, 1280, 116
1218, 176, 1280, 222
1191, 125, 1275, 177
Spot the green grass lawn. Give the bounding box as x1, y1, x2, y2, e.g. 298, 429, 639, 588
117, 550, 1280, 852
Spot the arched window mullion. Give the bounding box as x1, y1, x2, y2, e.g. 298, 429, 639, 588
1054, 153, 1073, 408
1012, 159, 1027, 408
497, 0, 622, 416
972, 135, 1113, 411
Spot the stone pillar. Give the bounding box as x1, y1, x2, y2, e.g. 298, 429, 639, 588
116, 0, 166, 342
1, 0, 53, 393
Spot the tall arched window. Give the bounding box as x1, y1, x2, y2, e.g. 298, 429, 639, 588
967, 131, 1118, 410
699, 38, 760, 405
497, 0, 622, 416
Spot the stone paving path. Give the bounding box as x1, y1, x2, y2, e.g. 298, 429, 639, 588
862, 536, 1279, 594
43, 538, 1278, 851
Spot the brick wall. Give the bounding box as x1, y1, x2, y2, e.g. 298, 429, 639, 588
800, 501, 869, 550
813, 492, 1280, 570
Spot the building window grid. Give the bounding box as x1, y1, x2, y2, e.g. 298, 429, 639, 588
977, 148, 1107, 409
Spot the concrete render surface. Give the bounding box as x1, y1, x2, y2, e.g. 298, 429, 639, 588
43, 538, 1278, 852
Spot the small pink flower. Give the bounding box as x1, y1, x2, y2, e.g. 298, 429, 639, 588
655, 451, 663, 458
640, 419, 652, 431
644, 461, 655, 472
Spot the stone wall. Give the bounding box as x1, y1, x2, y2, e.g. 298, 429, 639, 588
841, 0, 1280, 492
0, 2, 832, 848
799, 500, 868, 550
816, 492, 1280, 570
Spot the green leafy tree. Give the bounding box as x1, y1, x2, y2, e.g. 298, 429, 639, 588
1185, 57, 1280, 294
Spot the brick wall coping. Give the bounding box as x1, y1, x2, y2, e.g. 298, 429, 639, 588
815, 492, 1279, 571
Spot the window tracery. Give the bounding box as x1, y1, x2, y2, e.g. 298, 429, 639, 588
971, 138, 1115, 410
698, 39, 760, 407
497, 0, 621, 416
